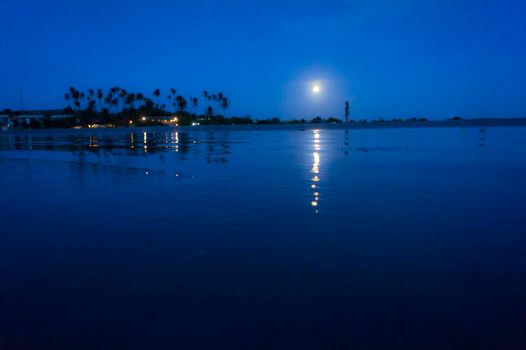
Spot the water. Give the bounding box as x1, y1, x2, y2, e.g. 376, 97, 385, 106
1, 126, 525, 349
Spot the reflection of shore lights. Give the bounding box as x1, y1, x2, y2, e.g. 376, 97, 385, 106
311, 201, 318, 207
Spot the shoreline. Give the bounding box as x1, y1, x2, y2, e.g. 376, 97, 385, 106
2, 118, 526, 134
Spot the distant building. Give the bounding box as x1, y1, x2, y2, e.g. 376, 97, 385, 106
143, 115, 179, 125
2, 110, 76, 129
50, 114, 75, 120
18, 114, 45, 120
0, 114, 12, 130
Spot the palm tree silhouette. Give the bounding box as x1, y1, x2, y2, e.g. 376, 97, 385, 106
64, 93, 71, 109
136, 92, 144, 108
175, 95, 187, 112
125, 93, 136, 110
220, 97, 229, 116
111, 98, 119, 113
119, 88, 128, 103
87, 89, 95, 111
96, 89, 104, 111
207, 106, 214, 118
88, 88, 95, 101
169, 88, 177, 112
191, 97, 199, 114
61, 86, 232, 125
104, 91, 113, 112
67, 86, 82, 112
153, 89, 161, 109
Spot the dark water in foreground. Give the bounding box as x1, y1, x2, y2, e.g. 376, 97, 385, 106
1, 126, 526, 349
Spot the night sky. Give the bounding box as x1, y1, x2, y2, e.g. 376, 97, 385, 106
1, 0, 525, 119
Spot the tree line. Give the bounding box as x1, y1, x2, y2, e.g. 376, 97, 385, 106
63, 86, 230, 126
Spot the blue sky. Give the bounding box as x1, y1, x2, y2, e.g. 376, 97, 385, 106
0, 0, 525, 119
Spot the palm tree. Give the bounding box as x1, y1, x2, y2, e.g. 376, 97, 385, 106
169, 88, 177, 112
64, 92, 71, 109
87, 99, 96, 112
68, 86, 77, 97
118, 89, 128, 111
202, 91, 210, 113
136, 92, 144, 108
190, 97, 199, 114
87, 89, 95, 111
68, 86, 81, 112
220, 97, 229, 116
88, 88, 95, 101
105, 91, 113, 112
153, 89, 161, 108
167, 95, 173, 112
175, 95, 187, 113
125, 93, 136, 119
111, 98, 119, 113
96, 89, 104, 111
125, 93, 136, 110
206, 106, 214, 118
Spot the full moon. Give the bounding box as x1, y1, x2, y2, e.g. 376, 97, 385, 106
312, 85, 320, 93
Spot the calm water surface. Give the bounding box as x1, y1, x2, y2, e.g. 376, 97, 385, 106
1, 126, 526, 349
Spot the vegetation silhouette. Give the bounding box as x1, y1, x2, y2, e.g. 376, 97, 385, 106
58, 86, 233, 127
